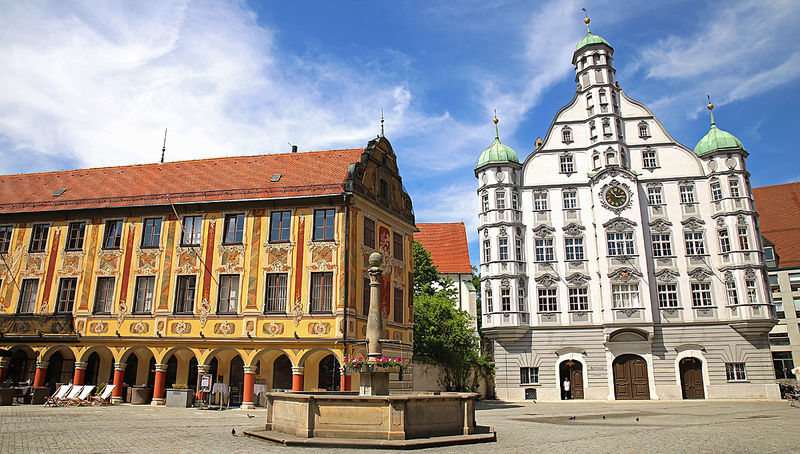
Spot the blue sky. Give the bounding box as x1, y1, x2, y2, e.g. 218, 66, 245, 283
0, 0, 798, 267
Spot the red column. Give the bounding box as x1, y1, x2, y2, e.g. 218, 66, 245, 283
73, 361, 87, 386
33, 361, 48, 388
242, 366, 256, 409
0, 358, 9, 382
291, 366, 304, 392
340, 372, 351, 391
111, 363, 125, 404
152, 364, 167, 405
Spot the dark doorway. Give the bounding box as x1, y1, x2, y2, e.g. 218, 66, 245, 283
559, 360, 584, 400
146, 357, 156, 388
45, 352, 64, 389
125, 354, 139, 385
165, 355, 178, 388
188, 357, 198, 390
613, 354, 650, 400
8, 350, 30, 384
272, 355, 292, 390
85, 352, 101, 385
229, 356, 244, 406
318, 354, 340, 391
679, 357, 705, 399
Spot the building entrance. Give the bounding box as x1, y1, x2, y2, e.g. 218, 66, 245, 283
679, 357, 705, 399
613, 354, 650, 400
559, 360, 584, 399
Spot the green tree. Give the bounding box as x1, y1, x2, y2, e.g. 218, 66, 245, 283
412, 240, 440, 297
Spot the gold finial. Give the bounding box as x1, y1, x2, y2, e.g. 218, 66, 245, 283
493, 109, 499, 138
706, 94, 713, 111
582, 8, 591, 32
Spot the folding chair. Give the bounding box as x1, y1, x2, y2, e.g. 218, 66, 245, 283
57, 385, 83, 406
44, 384, 71, 407
69, 385, 95, 406
90, 385, 115, 406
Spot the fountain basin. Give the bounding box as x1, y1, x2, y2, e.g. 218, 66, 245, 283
262, 391, 477, 440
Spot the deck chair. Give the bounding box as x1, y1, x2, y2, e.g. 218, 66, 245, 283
69, 385, 95, 406
90, 385, 115, 406
57, 385, 84, 406
43, 384, 71, 407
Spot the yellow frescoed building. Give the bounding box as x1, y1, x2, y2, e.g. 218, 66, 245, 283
0, 136, 415, 407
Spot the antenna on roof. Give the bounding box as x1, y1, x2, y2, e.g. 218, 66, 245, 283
288, 129, 297, 153
160, 128, 167, 163
380, 109, 385, 137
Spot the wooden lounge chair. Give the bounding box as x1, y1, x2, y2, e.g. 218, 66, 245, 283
57, 385, 83, 406
43, 384, 71, 407
90, 385, 115, 406
68, 385, 95, 406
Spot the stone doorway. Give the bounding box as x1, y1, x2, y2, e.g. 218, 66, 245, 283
613, 354, 650, 400
559, 360, 584, 399
679, 357, 705, 399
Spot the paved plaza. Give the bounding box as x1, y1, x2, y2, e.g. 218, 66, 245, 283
1, 399, 799, 453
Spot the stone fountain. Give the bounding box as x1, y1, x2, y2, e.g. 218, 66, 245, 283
245, 253, 495, 447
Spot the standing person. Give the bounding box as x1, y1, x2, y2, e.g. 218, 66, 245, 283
562, 376, 571, 400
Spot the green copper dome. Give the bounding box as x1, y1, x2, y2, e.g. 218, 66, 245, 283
693, 111, 744, 155
576, 32, 609, 51
476, 120, 519, 168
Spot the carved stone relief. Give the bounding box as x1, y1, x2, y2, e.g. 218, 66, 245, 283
534, 273, 558, 287
688, 267, 712, 281
562, 222, 585, 237
649, 218, 673, 233
607, 267, 642, 282
681, 217, 706, 231
603, 217, 637, 232
96, 249, 123, 276
565, 273, 590, 286
533, 224, 556, 238
655, 269, 679, 283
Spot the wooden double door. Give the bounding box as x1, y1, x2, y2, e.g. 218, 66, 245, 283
613, 354, 650, 400
559, 360, 584, 399
679, 357, 705, 399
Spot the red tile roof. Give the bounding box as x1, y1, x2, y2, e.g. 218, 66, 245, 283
754, 182, 800, 268
0, 149, 365, 214
414, 222, 472, 274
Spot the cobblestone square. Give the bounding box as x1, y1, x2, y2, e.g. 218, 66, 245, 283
2, 400, 799, 453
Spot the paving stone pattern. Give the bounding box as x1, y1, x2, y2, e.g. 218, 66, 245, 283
1, 400, 799, 453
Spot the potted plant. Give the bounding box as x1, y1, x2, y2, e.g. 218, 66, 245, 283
165, 383, 193, 408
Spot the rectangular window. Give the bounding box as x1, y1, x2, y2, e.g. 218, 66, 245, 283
534, 238, 554, 262
560, 155, 574, 173
65, 222, 86, 250
534, 193, 548, 211
515, 238, 524, 261
680, 186, 695, 204
496, 191, 506, 210
773, 352, 794, 380
564, 237, 584, 261
485, 288, 493, 312
568, 287, 589, 311
393, 288, 404, 323
684, 232, 706, 256
775, 299, 785, 318
55, 278, 78, 313
726, 281, 740, 305
729, 178, 740, 198
691, 282, 713, 307
537, 288, 558, 312
313, 209, 335, 241
482, 194, 489, 212
223, 214, 245, 244
483, 240, 491, 262
642, 150, 657, 168
217, 274, 239, 314
718, 229, 731, 253
520, 367, 539, 385
393, 233, 404, 260
518, 287, 526, 312
362, 277, 371, 315
18, 279, 39, 314
174, 275, 196, 314
511, 192, 519, 210
711, 182, 723, 201
563, 192, 577, 210
0, 225, 12, 253
501, 287, 511, 312
269, 211, 291, 243
264, 274, 288, 313
737, 227, 750, 250
363, 217, 375, 248
657, 284, 679, 308
651, 233, 672, 257
639, 125, 650, 139
141, 218, 162, 248
612, 284, 640, 308
647, 187, 662, 205
725, 363, 747, 382
607, 232, 635, 256
746, 279, 757, 304
103, 220, 123, 249
499, 238, 509, 261
310, 272, 333, 312
93, 277, 115, 314
379, 179, 388, 200
29, 224, 49, 252
182, 216, 203, 246
133, 276, 155, 314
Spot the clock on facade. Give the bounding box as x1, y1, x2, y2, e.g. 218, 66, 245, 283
604, 186, 628, 207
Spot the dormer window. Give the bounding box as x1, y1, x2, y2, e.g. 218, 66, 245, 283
638, 121, 650, 138
561, 126, 573, 144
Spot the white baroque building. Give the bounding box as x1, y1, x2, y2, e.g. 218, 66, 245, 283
475, 22, 778, 401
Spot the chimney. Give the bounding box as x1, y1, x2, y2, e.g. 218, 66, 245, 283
291, 145, 298, 153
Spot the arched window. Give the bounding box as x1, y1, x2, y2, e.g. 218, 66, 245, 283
638, 121, 650, 138
592, 154, 601, 169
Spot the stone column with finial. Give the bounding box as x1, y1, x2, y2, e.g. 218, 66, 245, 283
361, 252, 390, 396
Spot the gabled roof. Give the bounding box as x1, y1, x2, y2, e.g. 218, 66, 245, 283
754, 181, 800, 268
0, 148, 365, 214
414, 222, 472, 274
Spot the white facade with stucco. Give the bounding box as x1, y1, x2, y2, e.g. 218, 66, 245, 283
475, 28, 778, 401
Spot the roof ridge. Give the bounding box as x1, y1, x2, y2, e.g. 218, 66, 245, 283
0, 148, 366, 178
754, 181, 800, 191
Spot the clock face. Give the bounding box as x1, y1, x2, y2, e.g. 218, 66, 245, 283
604, 186, 628, 207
